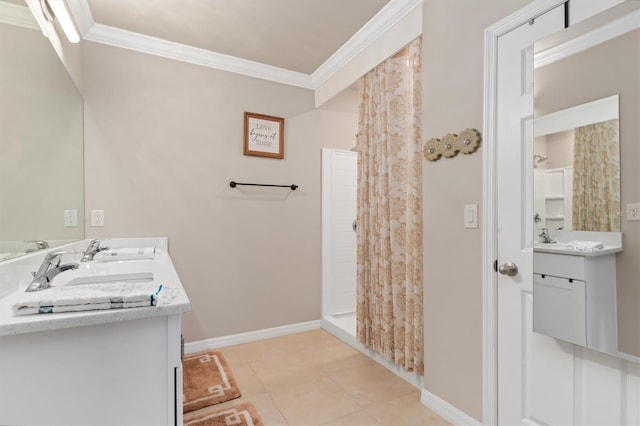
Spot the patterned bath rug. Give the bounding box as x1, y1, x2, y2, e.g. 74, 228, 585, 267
184, 402, 264, 426
183, 351, 241, 413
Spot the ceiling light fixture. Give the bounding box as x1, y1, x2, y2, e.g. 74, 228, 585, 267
26, 0, 49, 38
40, 0, 80, 43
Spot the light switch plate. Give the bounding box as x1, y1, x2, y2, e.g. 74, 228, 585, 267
91, 209, 105, 227
464, 204, 478, 228
627, 203, 640, 221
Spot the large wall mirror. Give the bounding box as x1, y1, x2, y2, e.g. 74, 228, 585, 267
533, 1, 639, 361
534, 95, 620, 232
0, 3, 84, 261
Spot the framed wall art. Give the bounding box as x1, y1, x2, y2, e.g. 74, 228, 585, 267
243, 112, 284, 159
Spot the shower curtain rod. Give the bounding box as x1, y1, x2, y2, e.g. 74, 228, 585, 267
229, 181, 298, 190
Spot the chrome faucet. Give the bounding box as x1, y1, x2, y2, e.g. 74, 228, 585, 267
25, 240, 50, 253
26, 251, 80, 292
81, 239, 109, 262
538, 227, 555, 243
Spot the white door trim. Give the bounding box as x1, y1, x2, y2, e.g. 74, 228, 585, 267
481, 1, 567, 424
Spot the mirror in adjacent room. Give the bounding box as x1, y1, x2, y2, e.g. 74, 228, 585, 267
534, 95, 620, 232
532, 0, 640, 361
0, 4, 84, 261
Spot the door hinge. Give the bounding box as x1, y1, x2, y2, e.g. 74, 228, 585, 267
493, 259, 498, 272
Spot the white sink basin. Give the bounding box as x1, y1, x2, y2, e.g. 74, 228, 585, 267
51, 259, 155, 287
534, 241, 570, 249
533, 241, 622, 256
64, 272, 154, 286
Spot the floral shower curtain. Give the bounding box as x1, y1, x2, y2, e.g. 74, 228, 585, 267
355, 37, 423, 373
572, 119, 620, 231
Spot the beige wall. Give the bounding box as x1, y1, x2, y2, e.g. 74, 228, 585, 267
421, 0, 532, 421
23, 0, 83, 91
545, 130, 574, 169
535, 28, 640, 357
82, 42, 357, 342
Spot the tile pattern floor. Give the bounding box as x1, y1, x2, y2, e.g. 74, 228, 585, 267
183, 329, 450, 426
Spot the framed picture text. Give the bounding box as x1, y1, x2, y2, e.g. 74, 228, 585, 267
243, 112, 284, 159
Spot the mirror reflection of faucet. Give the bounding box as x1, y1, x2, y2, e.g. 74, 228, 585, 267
538, 227, 555, 243
25, 240, 50, 253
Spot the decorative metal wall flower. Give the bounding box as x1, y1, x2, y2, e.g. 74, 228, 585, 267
423, 128, 482, 161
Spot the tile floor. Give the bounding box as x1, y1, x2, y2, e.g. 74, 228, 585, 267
183, 329, 450, 426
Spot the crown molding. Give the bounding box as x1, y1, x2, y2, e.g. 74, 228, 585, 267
310, 0, 424, 88
535, 6, 640, 68
70, 0, 419, 90
67, 0, 95, 37
84, 23, 313, 88
0, 1, 38, 30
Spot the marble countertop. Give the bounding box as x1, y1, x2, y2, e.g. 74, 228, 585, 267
0, 238, 190, 337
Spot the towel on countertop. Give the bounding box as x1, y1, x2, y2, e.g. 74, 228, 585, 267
566, 240, 604, 251
94, 247, 161, 261
12, 282, 176, 316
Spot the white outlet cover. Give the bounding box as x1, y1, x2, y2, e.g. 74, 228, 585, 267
63, 209, 78, 227
627, 203, 640, 221
91, 209, 105, 227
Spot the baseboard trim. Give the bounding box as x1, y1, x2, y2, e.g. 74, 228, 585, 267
321, 317, 424, 390
420, 388, 481, 426
184, 320, 322, 354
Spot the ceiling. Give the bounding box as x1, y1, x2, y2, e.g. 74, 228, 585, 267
0, 0, 421, 90
84, 0, 390, 75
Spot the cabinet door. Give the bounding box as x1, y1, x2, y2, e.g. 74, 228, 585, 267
533, 273, 586, 346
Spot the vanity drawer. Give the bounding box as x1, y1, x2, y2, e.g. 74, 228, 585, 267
533, 273, 586, 347
533, 252, 585, 280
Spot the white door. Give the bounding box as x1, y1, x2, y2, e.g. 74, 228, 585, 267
496, 6, 570, 424
495, 3, 640, 425
321, 149, 357, 317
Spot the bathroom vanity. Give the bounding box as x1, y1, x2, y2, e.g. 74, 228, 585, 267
0, 238, 189, 426
533, 232, 622, 356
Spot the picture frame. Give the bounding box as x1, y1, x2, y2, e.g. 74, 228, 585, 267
243, 112, 285, 159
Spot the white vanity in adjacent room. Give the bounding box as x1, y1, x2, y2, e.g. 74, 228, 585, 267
0, 237, 190, 426
533, 232, 622, 356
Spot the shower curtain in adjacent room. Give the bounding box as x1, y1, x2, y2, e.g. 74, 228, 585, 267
572, 119, 620, 231
355, 37, 423, 373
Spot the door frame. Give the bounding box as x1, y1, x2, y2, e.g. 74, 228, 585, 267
481, 1, 567, 424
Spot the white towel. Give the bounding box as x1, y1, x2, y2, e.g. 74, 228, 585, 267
94, 247, 161, 260
12, 282, 165, 316
566, 240, 604, 251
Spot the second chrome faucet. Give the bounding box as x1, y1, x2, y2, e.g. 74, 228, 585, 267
81, 239, 109, 262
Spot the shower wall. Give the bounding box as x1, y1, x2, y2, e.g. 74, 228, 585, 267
321, 149, 357, 318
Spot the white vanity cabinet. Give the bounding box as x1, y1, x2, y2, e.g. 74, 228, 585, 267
0, 238, 189, 426
0, 315, 183, 426
533, 250, 618, 354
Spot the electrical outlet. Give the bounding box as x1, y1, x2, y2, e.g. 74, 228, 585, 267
627, 203, 640, 221
91, 209, 105, 227
63, 209, 78, 227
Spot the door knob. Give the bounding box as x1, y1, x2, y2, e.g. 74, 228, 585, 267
352, 219, 357, 232
498, 262, 518, 276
